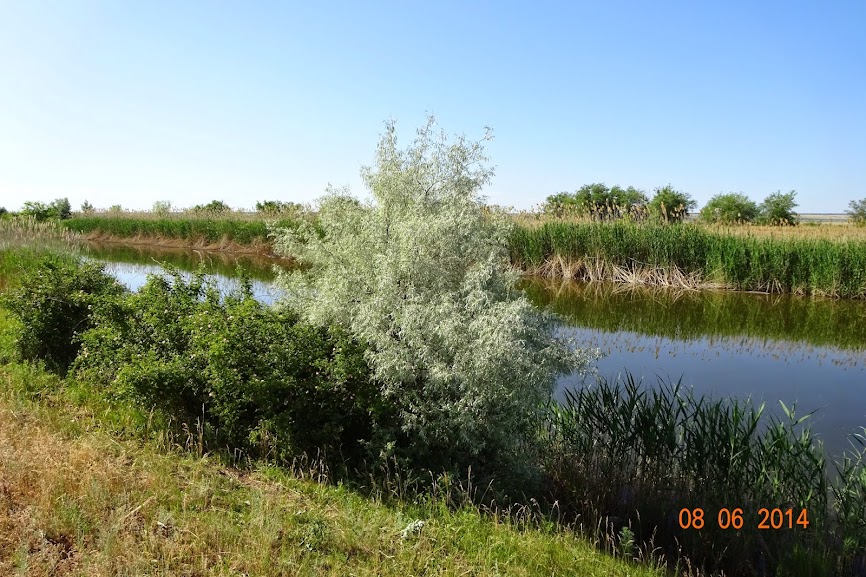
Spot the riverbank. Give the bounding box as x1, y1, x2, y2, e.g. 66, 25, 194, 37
0, 352, 659, 577
55, 213, 866, 299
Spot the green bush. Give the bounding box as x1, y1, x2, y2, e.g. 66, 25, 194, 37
543, 183, 647, 220
75, 268, 389, 466
699, 192, 759, 224
19, 198, 72, 221
0, 254, 127, 373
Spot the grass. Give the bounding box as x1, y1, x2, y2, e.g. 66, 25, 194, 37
62, 213, 305, 251
509, 220, 866, 298
0, 309, 664, 577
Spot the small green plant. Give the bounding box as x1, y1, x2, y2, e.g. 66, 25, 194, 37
80, 200, 94, 214
699, 192, 759, 224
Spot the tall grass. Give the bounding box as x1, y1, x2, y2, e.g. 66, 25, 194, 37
510, 221, 866, 298
546, 375, 866, 576
0, 215, 80, 244
63, 214, 305, 247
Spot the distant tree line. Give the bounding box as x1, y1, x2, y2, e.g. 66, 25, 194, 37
543, 185, 866, 226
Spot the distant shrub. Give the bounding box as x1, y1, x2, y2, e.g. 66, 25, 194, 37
256, 200, 305, 216
75, 268, 388, 466
847, 198, 866, 226
758, 190, 799, 225
191, 200, 232, 214
108, 204, 123, 213
0, 254, 127, 373
699, 192, 759, 224
20, 198, 71, 221
648, 185, 696, 223
80, 200, 94, 214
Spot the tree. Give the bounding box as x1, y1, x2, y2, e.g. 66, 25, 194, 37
846, 198, 866, 226
649, 185, 696, 223
274, 117, 595, 479
80, 200, 94, 214
51, 197, 72, 220
757, 190, 798, 225
255, 200, 305, 216
543, 183, 647, 220
699, 192, 759, 224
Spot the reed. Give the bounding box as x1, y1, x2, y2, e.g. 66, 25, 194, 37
510, 221, 866, 298
547, 374, 866, 576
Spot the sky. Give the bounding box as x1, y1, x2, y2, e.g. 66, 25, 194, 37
1, 1, 864, 213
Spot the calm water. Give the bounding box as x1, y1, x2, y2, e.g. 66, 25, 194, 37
82, 243, 866, 456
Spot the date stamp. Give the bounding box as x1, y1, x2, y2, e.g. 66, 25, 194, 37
678, 507, 810, 530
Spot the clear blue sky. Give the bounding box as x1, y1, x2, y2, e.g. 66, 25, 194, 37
1, 1, 864, 213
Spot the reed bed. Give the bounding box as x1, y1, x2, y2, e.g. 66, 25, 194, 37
63, 214, 304, 248
0, 215, 80, 244
547, 375, 866, 576
510, 221, 866, 298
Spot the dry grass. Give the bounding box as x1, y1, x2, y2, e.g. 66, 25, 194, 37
0, 364, 664, 577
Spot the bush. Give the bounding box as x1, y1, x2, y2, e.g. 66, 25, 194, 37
275, 117, 595, 481
256, 200, 305, 216
75, 268, 387, 466
152, 200, 172, 215
19, 198, 71, 221
847, 198, 866, 226
699, 192, 759, 224
758, 190, 799, 225
0, 254, 127, 373
648, 185, 696, 223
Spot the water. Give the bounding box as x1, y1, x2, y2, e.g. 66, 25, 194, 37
80, 242, 866, 456
521, 278, 866, 456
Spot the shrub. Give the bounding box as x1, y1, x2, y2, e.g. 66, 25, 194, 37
758, 190, 799, 225
699, 192, 759, 224
80, 200, 94, 214
275, 117, 596, 481
847, 198, 866, 226
0, 254, 127, 373
20, 198, 72, 221
75, 268, 387, 466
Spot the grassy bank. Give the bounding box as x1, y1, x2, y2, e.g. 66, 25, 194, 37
0, 317, 662, 576
510, 221, 866, 298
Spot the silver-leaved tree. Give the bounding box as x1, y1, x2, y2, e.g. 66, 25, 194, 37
275, 117, 596, 478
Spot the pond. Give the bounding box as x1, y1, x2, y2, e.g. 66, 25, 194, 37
81, 242, 866, 457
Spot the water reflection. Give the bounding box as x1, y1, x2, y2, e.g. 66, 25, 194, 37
524, 278, 866, 456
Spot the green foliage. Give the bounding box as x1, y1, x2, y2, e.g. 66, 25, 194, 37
276, 117, 595, 479
80, 200, 94, 214
847, 198, 866, 226
0, 207, 7, 217
648, 185, 696, 223
699, 192, 759, 224
20, 198, 72, 221
108, 204, 123, 213
543, 183, 648, 220
0, 254, 126, 373
758, 190, 799, 225
74, 268, 386, 466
